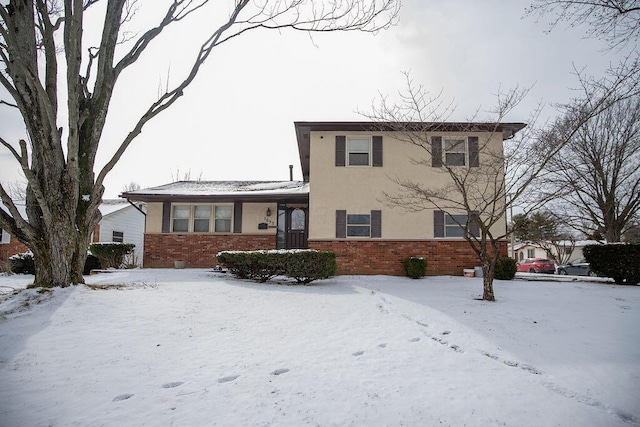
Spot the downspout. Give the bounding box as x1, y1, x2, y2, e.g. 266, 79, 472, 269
126, 199, 146, 216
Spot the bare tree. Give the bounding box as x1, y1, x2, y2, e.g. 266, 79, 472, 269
0, 0, 399, 287
535, 94, 640, 242
121, 181, 141, 193
526, 0, 640, 50
363, 70, 637, 301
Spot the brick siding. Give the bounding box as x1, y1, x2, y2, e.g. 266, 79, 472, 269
143, 233, 276, 268
309, 239, 507, 276
0, 238, 28, 261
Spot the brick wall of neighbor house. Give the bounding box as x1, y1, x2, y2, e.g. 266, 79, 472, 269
0, 238, 28, 261
310, 240, 508, 276
144, 233, 276, 268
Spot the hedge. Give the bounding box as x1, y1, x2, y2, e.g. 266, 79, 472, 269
217, 250, 336, 284
9, 251, 102, 275
583, 244, 640, 285
89, 243, 135, 269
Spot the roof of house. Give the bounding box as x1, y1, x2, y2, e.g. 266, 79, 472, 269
99, 199, 144, 217
121, 181, 310, 203
293, 121, 528, 181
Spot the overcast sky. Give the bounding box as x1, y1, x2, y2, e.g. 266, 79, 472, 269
0, 0, 625, 198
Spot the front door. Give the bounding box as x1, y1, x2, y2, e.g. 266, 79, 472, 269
286, 207, 308, 249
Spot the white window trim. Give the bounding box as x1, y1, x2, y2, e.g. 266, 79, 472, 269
171, 204, 233, 233
346, 136, 372, 167
0, 228, 10, 244
346, 213, 371, 237
443, 136, 468, 167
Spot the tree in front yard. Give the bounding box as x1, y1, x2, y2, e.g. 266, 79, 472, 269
0, 0, 399, 287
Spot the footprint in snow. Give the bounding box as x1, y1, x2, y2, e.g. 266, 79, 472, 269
162, 381, 184, 389
218, 375, 240, 383
409, 337, 421, 342
378, 343, 387, 348
352, 351, 365, 356
271, 368, 290, 376
112, 394, 134, 402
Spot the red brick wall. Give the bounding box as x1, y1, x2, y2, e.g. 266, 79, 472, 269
0, 238, 29, 261
309, 239, 508, 276
143, 233, 276, 268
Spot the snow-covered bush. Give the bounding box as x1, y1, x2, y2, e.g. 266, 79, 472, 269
9, 252, 35, 275
284, 251, 336, 284
217, 250, 336, 284
89, 243, 135, 269
403, 256, 426, 279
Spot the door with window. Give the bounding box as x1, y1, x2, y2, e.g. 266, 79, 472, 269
276, 205, 308, 249
286, 207, 307, 249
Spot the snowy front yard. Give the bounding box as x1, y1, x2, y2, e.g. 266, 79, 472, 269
0, 270, 638, 426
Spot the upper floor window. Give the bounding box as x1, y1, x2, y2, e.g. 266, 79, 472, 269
347, 137, 371, 166
432, 136, 479, 168
443, 137, 466, 166
112, 231, 124, 242
335, 135, 383, 167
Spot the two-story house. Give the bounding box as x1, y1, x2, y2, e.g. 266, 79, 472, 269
122, 121, 526, 275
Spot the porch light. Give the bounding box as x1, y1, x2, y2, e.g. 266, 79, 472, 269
266, 208, 272, 216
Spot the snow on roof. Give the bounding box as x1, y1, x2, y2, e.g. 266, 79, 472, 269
124, 181, 310, 197
99, 199, 139, 217
0, 200, 27, 219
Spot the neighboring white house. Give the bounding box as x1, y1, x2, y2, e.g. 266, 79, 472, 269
512, 240, 601, 263
94, 199, 146, 266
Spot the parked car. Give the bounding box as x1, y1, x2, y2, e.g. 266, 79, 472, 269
556, 258, 596, 276
516, 258, 556, 274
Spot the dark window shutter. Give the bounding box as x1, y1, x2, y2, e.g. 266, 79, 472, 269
335, 136, 346, 167
469, 211, 480, 237
468, 136, 479, 167
161, 202, 171, 233
431, 136, 442, 167
371, 210, 382, 238
233, 202, 243, 233
372, 135, 383, 167
434, 210, 445, 237
336, 210, 346, 238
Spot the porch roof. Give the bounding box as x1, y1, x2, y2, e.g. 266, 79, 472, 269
121, 180, 309, 203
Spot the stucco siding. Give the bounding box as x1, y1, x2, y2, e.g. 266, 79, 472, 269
308, 130, 507, 240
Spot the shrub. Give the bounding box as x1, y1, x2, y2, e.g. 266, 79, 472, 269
284, 251, 336, 284
494, 257, 517, 280
217, 250, 336, 284
403, 257, 426, 279
83, 254, 102, 274
10, 251, 103, 275
89, 243, 135, 269
9, 252, 35, 274
216, 251, 285, 282
584, 244, 640, 285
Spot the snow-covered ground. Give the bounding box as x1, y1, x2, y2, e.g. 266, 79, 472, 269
0, 269, 638, 426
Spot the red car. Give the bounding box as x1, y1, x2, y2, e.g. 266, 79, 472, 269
516, 258, 556, 274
